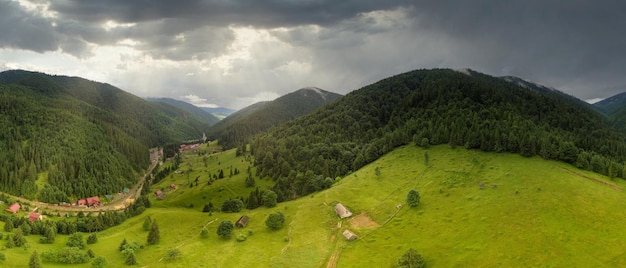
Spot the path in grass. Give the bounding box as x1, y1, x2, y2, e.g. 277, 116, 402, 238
554, 165, 622, 191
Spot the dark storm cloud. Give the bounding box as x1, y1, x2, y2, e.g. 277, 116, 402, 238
47, 0, 413, 27
0, 1, 59, 52
405, 0, 626, 99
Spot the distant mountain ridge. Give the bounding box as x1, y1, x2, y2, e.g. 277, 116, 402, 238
593, 92, 626, 115
201, 106, 236, 120
147, 97, 220, 125
210, 87, 342, 148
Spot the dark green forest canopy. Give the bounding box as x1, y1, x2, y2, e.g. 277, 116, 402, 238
212, 88, 342, 149
0, 70, 208, 200
251, 69, 626, 201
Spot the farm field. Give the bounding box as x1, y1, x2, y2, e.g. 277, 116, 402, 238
3, 144, 626, 267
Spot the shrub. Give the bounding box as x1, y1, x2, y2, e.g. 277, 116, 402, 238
265, 212, 285, 230
236, 233, 247, 242
216, 221, 234, 238
395, 248, 425, 268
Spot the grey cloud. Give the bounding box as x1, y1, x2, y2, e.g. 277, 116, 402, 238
47, 0, 413, 27
0, 1, 60, 52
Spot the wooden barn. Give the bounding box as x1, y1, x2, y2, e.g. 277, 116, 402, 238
236, 215, 249, 227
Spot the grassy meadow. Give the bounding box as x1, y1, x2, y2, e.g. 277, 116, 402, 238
3, 143, 626, 267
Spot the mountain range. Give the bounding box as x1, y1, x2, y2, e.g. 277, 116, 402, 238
3, 68, 626, 203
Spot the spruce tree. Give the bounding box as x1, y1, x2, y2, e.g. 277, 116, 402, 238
4, 217, 13, 232
29, 250, 42, 268
142, 216, 152, 231
147, 220, 160, 245
125, 252, 137, 265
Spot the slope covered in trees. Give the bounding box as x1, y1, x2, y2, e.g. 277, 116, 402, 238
251, 69, 626, 201
210, 87, 342, 149
147, 97, 220, 125
0, 70, 208, 200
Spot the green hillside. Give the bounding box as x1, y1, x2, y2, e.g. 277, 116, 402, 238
0, 70, 208, 199
4, 145, 625, 267
210, 87, 342, 149
251, 69, 626, 201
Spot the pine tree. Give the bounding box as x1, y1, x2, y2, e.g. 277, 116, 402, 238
4, 217, 13, 232
142, 216, 152, 231
125, 251, 137, 265
119, 238, 128, 251
147, 220, 160, 245
29, 250, 42, 268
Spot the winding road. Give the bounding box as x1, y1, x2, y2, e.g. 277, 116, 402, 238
2, 149, 161, 215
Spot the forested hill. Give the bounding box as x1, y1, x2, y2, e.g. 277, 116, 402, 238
593, 92, 626, 134
210, 87, 342, 149
0, 70, 208, 201
147, 97, 220, 125
251, 69, 626, 201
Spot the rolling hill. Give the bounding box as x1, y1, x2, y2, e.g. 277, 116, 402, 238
0, 70, 210, 200
209, 87, 342, 148
250, 69, 626, 201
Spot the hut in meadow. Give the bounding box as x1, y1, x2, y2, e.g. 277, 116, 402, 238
236, 215, 250, 227
334, 203, 352, 219
343, 229, 358, 241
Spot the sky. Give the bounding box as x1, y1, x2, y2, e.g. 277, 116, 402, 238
1, 0, 625, 109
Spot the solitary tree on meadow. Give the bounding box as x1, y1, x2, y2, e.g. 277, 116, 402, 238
406, 189, 420, 207
147, 220, 161, 245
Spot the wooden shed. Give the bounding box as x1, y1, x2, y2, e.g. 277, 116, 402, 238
343, 229, 358, 241
334, 203, 352, 219
236, 215, 249, 227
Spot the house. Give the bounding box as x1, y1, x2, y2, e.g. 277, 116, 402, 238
29, 212, 42, 223
343, 229, 358, 241
77, 199, 87, 206
169, 184, 176, 190
155, 190, 163, 197
5, 203, 20, 214
105, 194, 114, 201
334, 203, 352, 219
236, 215, 250, 227
86, 196, 100, 206
122, 187, 130, 194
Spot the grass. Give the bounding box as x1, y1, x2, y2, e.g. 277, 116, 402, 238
3, 144, 626, 267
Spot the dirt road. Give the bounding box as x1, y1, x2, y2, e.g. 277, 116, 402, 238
2, 150, 160, 214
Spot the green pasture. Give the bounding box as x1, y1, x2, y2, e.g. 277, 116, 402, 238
3, 144, 626, 267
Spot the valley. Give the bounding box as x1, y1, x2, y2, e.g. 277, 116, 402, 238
4, 143, 626, 267
3, 68, 626, 267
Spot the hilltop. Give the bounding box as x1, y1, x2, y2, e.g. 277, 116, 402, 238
251, 69, 626, 201
210, 87, 342, 149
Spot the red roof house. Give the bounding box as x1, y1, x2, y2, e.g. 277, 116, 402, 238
86, 196, 100, 206
29, 212, 42, 223
155, 190, 163, 196
77, 199, 87, 206
5, 203, 20, 214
